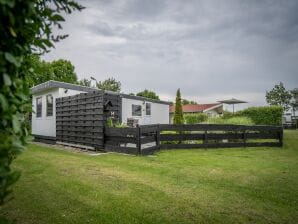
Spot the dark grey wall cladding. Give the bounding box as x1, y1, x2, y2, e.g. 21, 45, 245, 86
103, 92, 121, 122
56, 91, 121, 150
56, 91, 105, 150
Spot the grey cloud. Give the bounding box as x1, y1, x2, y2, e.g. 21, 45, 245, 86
43, 0, 298, 105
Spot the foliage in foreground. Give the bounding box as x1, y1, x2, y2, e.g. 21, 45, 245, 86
0, 0, 82, 205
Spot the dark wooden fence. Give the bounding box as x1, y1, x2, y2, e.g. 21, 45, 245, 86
56, 91, 105, 149
56, 91, 121, 150
104, 124, 283, 155
104, 124, 159, 155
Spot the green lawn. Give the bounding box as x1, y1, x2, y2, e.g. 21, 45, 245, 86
1, 130, 298, 224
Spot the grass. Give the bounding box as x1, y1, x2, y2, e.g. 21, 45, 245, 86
0, 130, 298, 224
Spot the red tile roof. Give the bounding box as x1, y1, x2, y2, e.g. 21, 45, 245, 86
170, 103, 221, 113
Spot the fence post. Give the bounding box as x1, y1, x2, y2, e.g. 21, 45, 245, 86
156, 124, 160, 150
136, 124, 141, 155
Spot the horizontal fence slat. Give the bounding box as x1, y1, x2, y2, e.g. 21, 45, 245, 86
159, 141, 281, 150
105, 136, 137, 144
141, 146, 158, 155
160, 133, 204, 141
104, 145, 138, 154
160, 142, 246, 149
105, 127, 137, 136
141, 136, 156, 144
158, 124, 282, 132
140, 125, 159, 134
246, 142, 281, 147
245, 132, 279, 139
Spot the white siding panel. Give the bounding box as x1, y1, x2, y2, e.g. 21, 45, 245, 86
32, 89, 59, 137
121, 97, 169, 125
31, 88, 87, 137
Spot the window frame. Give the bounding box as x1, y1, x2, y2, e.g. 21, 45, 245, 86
132, 104, 142, 117
46, 94, 53, 117
36, 97, 42, 118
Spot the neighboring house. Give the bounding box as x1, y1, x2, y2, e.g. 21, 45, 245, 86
169, 103, 223, 122
31, 80, 170, 139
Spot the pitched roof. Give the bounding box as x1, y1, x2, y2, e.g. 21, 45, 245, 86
170, 103, 222, 113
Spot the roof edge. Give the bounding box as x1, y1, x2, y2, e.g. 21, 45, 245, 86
120, 93, 171, 105
30, 80, 99, 94
203, 103, 223, 112
30, 80, 171, 105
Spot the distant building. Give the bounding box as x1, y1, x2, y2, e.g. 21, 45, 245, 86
169, 103, 223, 123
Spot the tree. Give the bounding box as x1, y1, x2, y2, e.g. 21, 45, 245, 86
291, 88, 298, 111
25, 56, 78, 87
77, 78, 92, 87
24, 55, 53, 87
266, 82, 292, 111
50, 59, 77, 84
173, 89, 184, 124
96, 77, 121, 92
0, 0, 82, 205
182, 99, 198, 105
136, 89, 160, 100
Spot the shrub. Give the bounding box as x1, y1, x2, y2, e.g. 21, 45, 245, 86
184, 113, 208, 124
205, 116, 254, 125
204, 117, 225, 124
221, 111, 234, 119
106, 117, 127, 128
114, 122, 128, 128
224, 117, 254, 125
106, 117, 114, 127
236, 106, 283, 125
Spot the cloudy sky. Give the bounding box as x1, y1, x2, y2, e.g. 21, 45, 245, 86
43, 0, 298, 110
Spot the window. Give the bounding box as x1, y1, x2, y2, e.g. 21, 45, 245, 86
132, 104, 142, 116
146, 103, 151, 116
36, 97, 42, 118
46, 94, 53, 116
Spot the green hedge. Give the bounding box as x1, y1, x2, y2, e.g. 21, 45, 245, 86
184, 113, 208, 124
205, 116, 254, 125
236, 106, 283, 125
